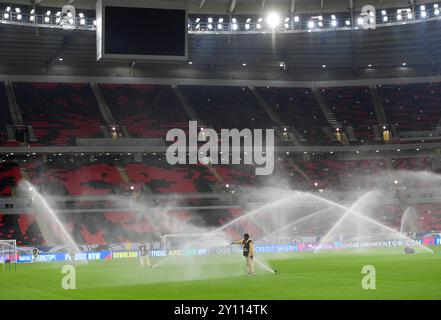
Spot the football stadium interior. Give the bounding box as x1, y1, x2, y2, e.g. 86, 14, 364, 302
0, 0, 441, 300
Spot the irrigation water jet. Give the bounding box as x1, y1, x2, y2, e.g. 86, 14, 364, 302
258, 207, 332, 242
314, 192, 372, 253
21, 180, 84, 257
298, 191, 434, 254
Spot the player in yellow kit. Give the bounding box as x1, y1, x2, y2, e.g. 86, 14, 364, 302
231, 233, 255, 275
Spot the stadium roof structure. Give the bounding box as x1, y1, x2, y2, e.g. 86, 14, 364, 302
1, 0, 438, 14
0, 0, 440, 80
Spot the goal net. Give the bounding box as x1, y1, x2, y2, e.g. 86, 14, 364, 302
0, 240, 17, 271
162, 233, 227, 251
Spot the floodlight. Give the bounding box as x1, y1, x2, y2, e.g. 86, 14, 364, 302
219, 18, 224, 23
331, 19, 337, 26
46, 10, 51, 15
217, 23, 222, 29
17, 13, 22, 20
308, 20, 314, 28
383, 16, 388, 22
6, 6, 10, 12
232, 23, 238, 30
246, 18, 251, 23
208, 17, 213, 23
15, 8, 20, 13
421, 11, 427, 18
381, 10, 387, 15
397, 14, 402, 20
232, 17, 237, 23
79, 13, 84, 18
357, 17, 363, 25
3, 13, 9, 19
44, 16, 50, 23
435, 9, 440, 15
245, 23, 250, 29
256, 23, 261, 29
266, 12, 280, 29
294, 16, 299, 22
345, 20, 351, 26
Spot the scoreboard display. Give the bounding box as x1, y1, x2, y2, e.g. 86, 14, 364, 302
96, 0, 188, 61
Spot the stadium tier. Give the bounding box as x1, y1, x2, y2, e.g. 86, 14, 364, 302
377, 83, 441, 132
0, 214, 43, 245
13, 82, 105, 146
256, 87, 333, 144
296, 159, 388, 189
99, 84, 189, 138
179, 85, 274, 130
3, 81, 441, 145
0, 156, 439, 198
0, 162, 21, 196
25, 161, 123, 196
124, 162, 216, 193
0, 82, 12, 146
319, 86, 378, 144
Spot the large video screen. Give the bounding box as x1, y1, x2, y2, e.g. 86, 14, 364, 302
96, 0, 188, 61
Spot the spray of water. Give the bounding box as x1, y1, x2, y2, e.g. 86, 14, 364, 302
400, 206, 420, 234
314, 192, 372, 253
21, 180, 83, 256
259, 207, 332, 242
254, 257, 276, 273
300, 191, 434, 254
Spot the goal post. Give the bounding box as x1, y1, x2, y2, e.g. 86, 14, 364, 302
0, 240, 17, 271
162, 233, 226, 251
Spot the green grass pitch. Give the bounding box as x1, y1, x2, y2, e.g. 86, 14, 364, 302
1, 248, 440, 300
